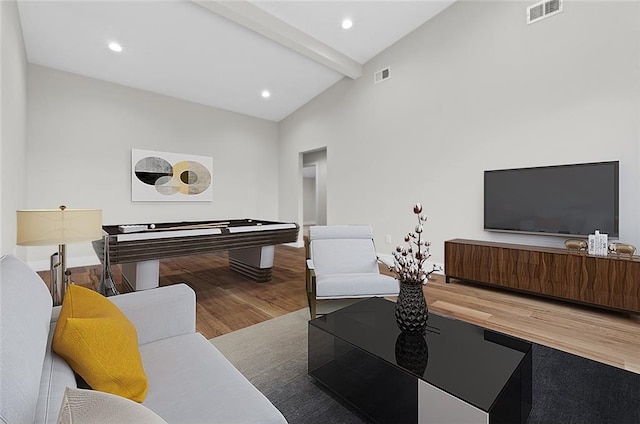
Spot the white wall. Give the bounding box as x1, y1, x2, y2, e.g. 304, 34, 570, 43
279, 1, 640, 265
0, 0, 28, 256
26, 65, 279, 268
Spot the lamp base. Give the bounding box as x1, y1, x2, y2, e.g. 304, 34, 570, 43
49, 244, 72, 306
49, 251, 62, 306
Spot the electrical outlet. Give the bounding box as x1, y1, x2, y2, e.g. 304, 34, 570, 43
385, 235, 392, 244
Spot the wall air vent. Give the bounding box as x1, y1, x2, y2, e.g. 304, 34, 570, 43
527, 0, 563, 24
374, 67, 390, 84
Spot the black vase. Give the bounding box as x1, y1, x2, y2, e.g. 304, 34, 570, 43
395, 281, 428, 334
395, 332, 429, 376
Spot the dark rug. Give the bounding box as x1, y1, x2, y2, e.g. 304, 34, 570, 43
211, 309, 640, 424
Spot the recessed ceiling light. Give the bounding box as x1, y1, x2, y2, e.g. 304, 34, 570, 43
341, 19, 353, 30
261, 90, 271, 98
108, 42, 123, 53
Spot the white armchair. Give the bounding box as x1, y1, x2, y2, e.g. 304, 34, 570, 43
305, 225, 399, 319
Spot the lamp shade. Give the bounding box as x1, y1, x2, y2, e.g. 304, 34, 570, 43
16, 208, 103, 246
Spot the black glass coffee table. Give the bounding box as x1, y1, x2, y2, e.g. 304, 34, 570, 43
308, 297, 532, 424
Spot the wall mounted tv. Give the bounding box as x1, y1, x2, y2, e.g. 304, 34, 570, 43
484, 161, 619, 237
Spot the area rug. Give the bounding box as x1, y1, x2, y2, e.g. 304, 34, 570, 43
210, 309, 640, 424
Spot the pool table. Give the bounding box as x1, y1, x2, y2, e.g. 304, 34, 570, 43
93, 218, 299, 289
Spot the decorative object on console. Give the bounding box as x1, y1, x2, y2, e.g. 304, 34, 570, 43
16, 206, 102, 306
588, 230, 608, 256
388, 203, 438, 334
608, 242, 637, 258
564, 239, 588, 251
131, 149, 213, 202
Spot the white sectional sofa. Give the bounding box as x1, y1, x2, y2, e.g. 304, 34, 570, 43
0, 254, 287, 424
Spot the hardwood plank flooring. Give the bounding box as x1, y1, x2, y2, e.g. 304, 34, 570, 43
424, 277, 640, 373
39, 245, 639, 373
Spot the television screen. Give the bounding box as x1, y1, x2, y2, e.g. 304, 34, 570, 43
484, 161, 619, 237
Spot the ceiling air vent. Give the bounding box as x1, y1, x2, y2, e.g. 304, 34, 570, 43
527, 0, 563, 24
374, 67, 390, 84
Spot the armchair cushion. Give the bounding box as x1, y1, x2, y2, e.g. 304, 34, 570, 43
309, 225, 374, 240
311, 239, 380, 275
316, 273, 399, 298
309, 225, 382, 275
52, 285, 148, 402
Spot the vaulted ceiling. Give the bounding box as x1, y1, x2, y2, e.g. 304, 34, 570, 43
17, 1, 455, 122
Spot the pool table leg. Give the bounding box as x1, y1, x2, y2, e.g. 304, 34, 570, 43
228, 246, 275, 282
121, 260, 160, 291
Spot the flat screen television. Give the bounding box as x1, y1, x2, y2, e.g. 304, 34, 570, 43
484, 161, 619, 237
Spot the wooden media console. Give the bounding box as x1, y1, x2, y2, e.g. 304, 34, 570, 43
444, 239, 640, 314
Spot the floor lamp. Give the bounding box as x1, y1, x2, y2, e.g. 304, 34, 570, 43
16, 206, 103, 306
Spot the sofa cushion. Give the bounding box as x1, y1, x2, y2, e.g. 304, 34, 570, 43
107, 283, 196, 345
57, 387, 167, 424
140, 333, 287, 424
0, 254, 53, 424
34, 321, 78, 424
316, 273, 399, 298
52, 285, 148, 402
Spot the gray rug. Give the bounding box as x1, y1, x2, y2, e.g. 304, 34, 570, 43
211, 309, 365, 423
211, 309, 640, 424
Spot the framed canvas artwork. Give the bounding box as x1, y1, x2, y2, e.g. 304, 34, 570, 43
131, 149, 213, 201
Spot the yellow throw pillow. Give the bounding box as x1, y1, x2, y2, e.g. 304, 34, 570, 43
52, 285, 148, 402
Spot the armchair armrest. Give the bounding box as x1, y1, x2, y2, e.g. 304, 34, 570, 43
377, 254, 394, 269
108, 284, 196, 345
305, 259, 317, 319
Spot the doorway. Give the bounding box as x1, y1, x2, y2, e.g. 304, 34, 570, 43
302, 149, 327, 238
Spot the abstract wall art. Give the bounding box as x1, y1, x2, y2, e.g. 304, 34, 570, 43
131, 149, 213, 201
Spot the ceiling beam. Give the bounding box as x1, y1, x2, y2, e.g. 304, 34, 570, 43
191, 0, 363, 79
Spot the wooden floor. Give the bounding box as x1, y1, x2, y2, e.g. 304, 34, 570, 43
41, 245, 640, 374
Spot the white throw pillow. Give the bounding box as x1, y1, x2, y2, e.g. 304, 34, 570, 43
57, 387, 167, 424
